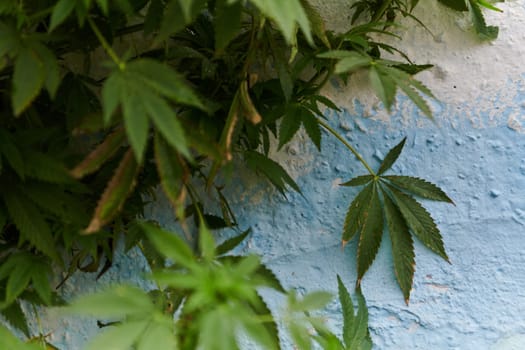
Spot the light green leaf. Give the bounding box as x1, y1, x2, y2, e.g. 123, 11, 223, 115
356, 183, 383, 284
383, 176, 453, 203
387, 186, 449, 261
50, 0, 76, 31
102, 71, 126, 124
5, 262, 33, 303
199, 307, 238, 350
66, 285, 154, 318
122, 92, 150, 163
12, 47, 45, 115
377, 137, 406, 175
333, 53, 371, 74
342, 182, 374, 243
340, 175, 373, 187
198, 220, 216, 262
86, 320, 149, 350
290, 291, 333, 312
141, 222, 195, 268
136, 317, 178, 350
31, 264, 52, 305
0, 324, 42, 350
369, 65, 396, 111
250, 0, 312, 44
382, 190, 415, 303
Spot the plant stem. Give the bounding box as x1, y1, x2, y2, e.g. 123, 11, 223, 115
316, 118, 376, 176
87, 17, 125, 70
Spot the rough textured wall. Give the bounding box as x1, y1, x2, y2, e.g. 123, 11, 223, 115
15, 2, 525, 349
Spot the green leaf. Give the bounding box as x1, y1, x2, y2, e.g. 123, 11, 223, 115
377, 137, 406, 175
250, 0, 312, 44
0, 301, 30, 337
12, 46, 45, 115
249, 292, 280, 347
289, 291, 333, 312
468, 0, 499, 40
347, 290, 372, 350
387, 186, 449, 261
141, 222, 195, 268
214, 0, 242, 50
199, 307, 238, 350
279, 105, 302, 150
70, 128, 126, 179
383, 176, 453, 203
0, 130, 24, 178
356, 183, 383, 284
142, 90, 190, 159
122, 91, 150, 162
336, 275, 355, 346
301, 108, 322, 151
382, 189, 414, 303
154, 133, 186, 210
136, 316, 178, 350
66, 285, 155, 318
5, 261, 33, 303
198, 220, 216, 262
85, 320, 150, 350
318, 51, 370, 74
31, 264, 52, 305
102, 71, 126, 124
438, 0, 468, 11
369, 65, 396, 112
255, 263, 286, 293
127, 59, 205, 110
0, 324, 42, 350
340, 175, 374, 187
216, 229, 251, 256
3, 190, 57, 259
23, 151, 74, 184
300, 0, 330, 47
50, 0, 76, 31
32, 42, 61, 98
144, 0, 164, 34
342, 182, 374, 243
85, 149, 139, 234
245, 151, 301, 195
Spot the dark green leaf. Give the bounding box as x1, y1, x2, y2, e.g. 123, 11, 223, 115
33, 42, 61, 98
336, 275, 355, 346
438, 0, 468, 11
382, 189, 414, 303
0, 130, 24, 178
377, 137, 406, 175
5, 261, 33, 303
31, 264, 52, 305
144, 0, 164, 34
122, 91, 150, 163
278, 105, 302, 150
216, 229, 251, 256
0, 301, 30, 337
3, 191, 57, 259
50, 0, 76, 31
301, 108, 322, 151
356, 184, 383, 284
387, 186, 449, 261
340, 175, 374, 187
342, 182, 374, 243
245, 151, 301, 195
300, 0, 330, 47
383, 176, 453, 203
154, 133, 186, 210
85, 149, 139, 234
214, 0, 242, 50
23, 151, 74, 184
12, 47, 45, 115
347, 290, 372, 349
255, 263, 286, 293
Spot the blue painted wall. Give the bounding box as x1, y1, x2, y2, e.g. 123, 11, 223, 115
12, 3, 525, 349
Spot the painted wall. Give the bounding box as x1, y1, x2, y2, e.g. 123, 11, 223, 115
15, 2, 525, 349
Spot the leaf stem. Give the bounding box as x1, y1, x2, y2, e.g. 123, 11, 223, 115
87, 17, 125, 70
316, 118, 376, 176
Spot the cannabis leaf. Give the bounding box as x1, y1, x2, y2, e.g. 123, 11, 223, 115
340, 137, 453, 302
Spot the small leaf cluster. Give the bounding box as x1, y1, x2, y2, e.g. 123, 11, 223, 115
340, 138, 453, 302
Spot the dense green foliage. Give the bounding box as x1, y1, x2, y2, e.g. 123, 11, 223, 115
0, 0, 499, 348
